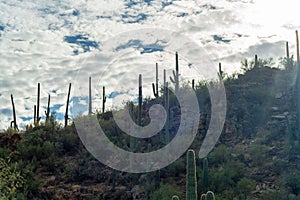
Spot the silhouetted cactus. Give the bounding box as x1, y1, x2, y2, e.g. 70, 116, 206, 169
45, 94, 51, 123
36, 83, 40, 125
10, 94, 18, 131
34, 105, 36, 125
152, 63, 159, 98
89, 76, 92, 115
296, 30, 299, 64
64, 83, 71, 127
192, 79, 195, 90
218, 63, 224, 80
102, 86, 106, 114
170, 52, 179, 95
186, 149, 197, 200
138, 74, 142, 127
164, 81, 170, 144
254, 54, 258, 68
286, 41, 291, 69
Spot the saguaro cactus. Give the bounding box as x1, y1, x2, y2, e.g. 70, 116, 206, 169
64, 83, 71, 127
254, 54, 258, 67
10, 94, 18, 130
138, 74, 142, 127
186, 149, 198, 200
192, 79, 195, 90
172, 195, 180, 200
200, 191, 215, 200
203, 158, 208, 191
152, 63, 159, 98
296, 30, 299, 64
218, 63, 224, 80
89, 76, 92, 115
34, 105, 36, 124
37, 83, 40, 125
45, 94, 51, 123
296, 30, 300, 132
102, 86, 106, 114
170, 52, 179, 95
165, 81, 170, 144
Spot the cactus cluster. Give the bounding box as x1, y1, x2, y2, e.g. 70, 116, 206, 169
172, 150, 215, 200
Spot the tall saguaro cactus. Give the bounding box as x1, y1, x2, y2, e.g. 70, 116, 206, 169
296, 30, 300, 132
170, 52, 179, 95
10, 94, 18, 130
138, 74, 142, 127
286, 41, 290, 68
102, 86, 106, 114
65, 83, 71, 127
254, 54, 258, 68
203, 158, 209, 191
152, 63, 159, 98
89, 76, 92, 115
186, 149, 198, 200
165, 81, 170, 144
218, 63, 224, 80
45, 94, 51, 123
296, 30, 299, 64
37, 83, 40, 125
34, 105, 36, 125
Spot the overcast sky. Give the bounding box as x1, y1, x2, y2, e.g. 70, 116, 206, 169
0, 0, 300, 130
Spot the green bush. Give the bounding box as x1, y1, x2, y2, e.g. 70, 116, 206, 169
0, 158, 25, 199
150, 184, 182, 200
236, 177, 256, 199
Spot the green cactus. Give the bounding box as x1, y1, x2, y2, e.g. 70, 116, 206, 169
170, 52, 179, 95
10, 94, 18, 131
172, 195, 180, 200
102, 86, 106, 114
146, 143, 152, 200
172, 150, 215, 200
64, 83, 71, 127
186, 149, 197, 200
200, 191, 215, 200
152, 63, 159, 98
203, 158, 208, 191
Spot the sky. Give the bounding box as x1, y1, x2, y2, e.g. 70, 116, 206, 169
0, 0, 300, 130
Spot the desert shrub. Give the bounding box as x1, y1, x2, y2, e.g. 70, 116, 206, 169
150, 184, 182, 200
247, 143, 269, 166
236, 177, 256, 199
0, 158, 25, 199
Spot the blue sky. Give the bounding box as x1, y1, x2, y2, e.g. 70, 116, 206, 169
0, 0, 300, 129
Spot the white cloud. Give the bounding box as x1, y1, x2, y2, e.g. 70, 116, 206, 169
0, 0, 299, 130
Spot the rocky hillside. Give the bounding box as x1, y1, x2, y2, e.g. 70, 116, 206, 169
1, 59, 300, 200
